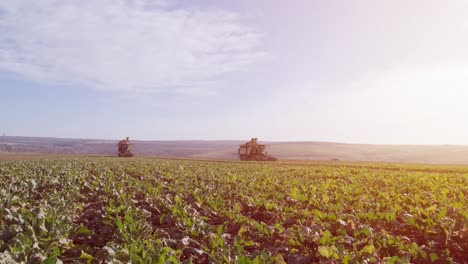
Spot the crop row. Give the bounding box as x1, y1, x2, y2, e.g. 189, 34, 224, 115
0, 158, 467, 263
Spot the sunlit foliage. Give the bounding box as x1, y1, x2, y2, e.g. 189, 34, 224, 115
0, 158, 466, 263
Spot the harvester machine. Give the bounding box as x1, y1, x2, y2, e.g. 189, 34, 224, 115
238, 138, 277, 161
117, 137, 134, 157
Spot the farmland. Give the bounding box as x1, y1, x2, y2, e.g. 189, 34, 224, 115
0, 157, 467, 263
8, 136, 468, 164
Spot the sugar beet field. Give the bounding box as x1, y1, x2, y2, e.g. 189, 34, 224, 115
0, 158, 467, 263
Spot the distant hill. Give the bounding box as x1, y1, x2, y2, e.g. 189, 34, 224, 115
269, 142, 468, 164
0, 136, 243, 158
3, 136, 468, 164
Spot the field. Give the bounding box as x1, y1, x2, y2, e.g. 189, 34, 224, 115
8, 136, 468, 164
0, 157, 467, 263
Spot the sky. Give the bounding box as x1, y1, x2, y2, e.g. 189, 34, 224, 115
2, 0, 468, 144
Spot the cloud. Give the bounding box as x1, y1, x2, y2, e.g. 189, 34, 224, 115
0, 0, 265, 94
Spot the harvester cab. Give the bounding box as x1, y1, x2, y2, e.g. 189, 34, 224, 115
238, 138, 277, 161
117, 137, 134, 157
